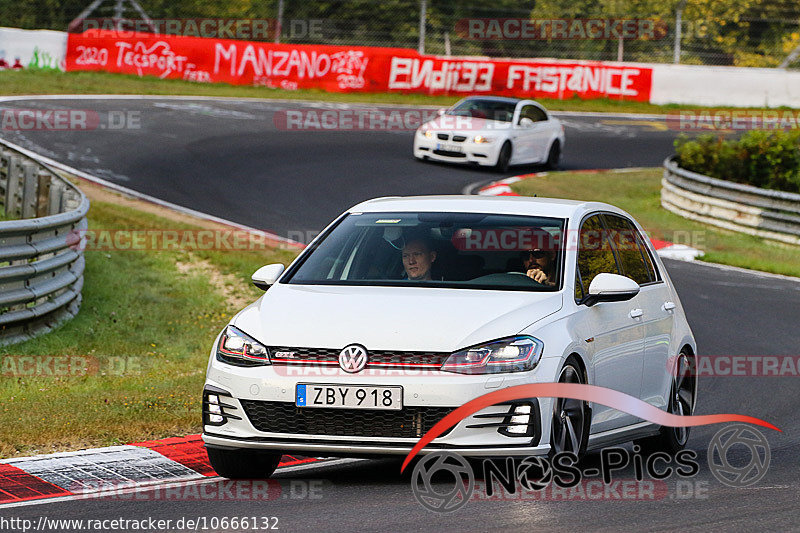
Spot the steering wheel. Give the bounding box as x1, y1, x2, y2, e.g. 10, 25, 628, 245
506, 271, 547, 286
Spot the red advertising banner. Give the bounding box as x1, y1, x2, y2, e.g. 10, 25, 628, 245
66, 31, 652, 101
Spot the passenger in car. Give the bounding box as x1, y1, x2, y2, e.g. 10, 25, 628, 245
401, 238, 438, 281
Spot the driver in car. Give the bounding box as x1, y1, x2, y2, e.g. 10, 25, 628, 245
522, 248, 557, 286
402, 238, 438, 281
518, 227, 558, 286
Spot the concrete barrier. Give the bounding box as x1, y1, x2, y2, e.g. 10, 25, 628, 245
661, 156, 800, 246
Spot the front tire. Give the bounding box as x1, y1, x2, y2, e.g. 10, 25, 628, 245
494, 141, 512, 173
549, 359, 590, 461
545, 140, 561, 170
207, 447, 282, 479
636, 351, 696, 454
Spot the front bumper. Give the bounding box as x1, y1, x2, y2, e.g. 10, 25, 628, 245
203, 433, 550, 458
202, 356, 564, 458
413, 135, 500, 166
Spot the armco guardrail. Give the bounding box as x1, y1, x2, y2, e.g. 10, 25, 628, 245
0, 139, 89, 346
661, 156, 800, 246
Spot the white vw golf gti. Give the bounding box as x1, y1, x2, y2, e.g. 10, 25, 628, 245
203, 196, 697, 479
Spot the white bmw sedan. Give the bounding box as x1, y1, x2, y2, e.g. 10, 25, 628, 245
202, 196, 696, 479
413, 96, 565, 172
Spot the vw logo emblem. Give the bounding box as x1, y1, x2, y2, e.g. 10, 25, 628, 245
339, 344, 368, 373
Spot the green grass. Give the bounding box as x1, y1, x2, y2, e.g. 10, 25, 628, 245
2, 69, 796, 115
0, 199, 298, 458
512, 168, 800, 277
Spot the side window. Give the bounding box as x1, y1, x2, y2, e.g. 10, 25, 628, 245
576, 215, 619, 299
531, 105, 548, 122
635, 231, 660, 282
519, 105, 548, 123
602, 214, 652, 285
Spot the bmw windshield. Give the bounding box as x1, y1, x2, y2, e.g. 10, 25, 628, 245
446, 99, 518, 122
285, 212, 565, 291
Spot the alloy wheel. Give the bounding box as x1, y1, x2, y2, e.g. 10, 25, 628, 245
670, 352, 696, 445
550, 364, 587, 455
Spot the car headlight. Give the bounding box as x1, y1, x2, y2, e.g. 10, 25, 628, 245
441, 336, 543, 374
422, 129, 434, 138
216, 325, 270, 366
473, 135, 494, 144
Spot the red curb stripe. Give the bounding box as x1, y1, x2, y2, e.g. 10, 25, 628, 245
131, 435, 216, 477
279, 456, 321, 467
131, 435, 320, 476
0, 463, 71, 503
649, 238, 672, 250
0, 438, 325, 506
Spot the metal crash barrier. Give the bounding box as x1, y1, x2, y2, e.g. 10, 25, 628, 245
0, 139, 89, 346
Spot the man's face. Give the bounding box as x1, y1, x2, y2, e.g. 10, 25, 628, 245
402, 240, 436, 280
523, 250, 554, 272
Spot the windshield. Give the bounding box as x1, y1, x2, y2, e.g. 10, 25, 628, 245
446, 99, 518, 122
285, 212, 565, 291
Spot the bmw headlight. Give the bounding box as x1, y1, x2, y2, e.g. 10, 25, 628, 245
441, 336, 543, 374
422, 129, 434, 138
473, 135, 495, 144
216, 325, 270, 366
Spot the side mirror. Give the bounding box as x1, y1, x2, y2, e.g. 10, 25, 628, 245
582, 273, 640, 307
518, 117, 535, 128
436, 108, 447, 116
252, 263, 285, 291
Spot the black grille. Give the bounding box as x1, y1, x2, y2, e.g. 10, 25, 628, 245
241, 400, 455, 438
437, 133, 449, 140
433, 149, 466, 158
452, 135, 467, 142
269, 347, 449, 368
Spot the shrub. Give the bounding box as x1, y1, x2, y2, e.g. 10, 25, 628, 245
675, 130, 800, 193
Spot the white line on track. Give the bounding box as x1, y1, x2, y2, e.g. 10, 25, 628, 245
0, 94, 670, 119
0, 136, 302, 248
663, 257, 800, 284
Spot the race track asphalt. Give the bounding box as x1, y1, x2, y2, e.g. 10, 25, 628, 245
0, 98, 674, 239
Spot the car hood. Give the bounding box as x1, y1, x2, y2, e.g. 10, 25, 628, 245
232, 284, 563, 352
421, 117, 513, 135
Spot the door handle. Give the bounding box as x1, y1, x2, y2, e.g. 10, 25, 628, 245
629, 308, 643, 319
663, 301, 676, 311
